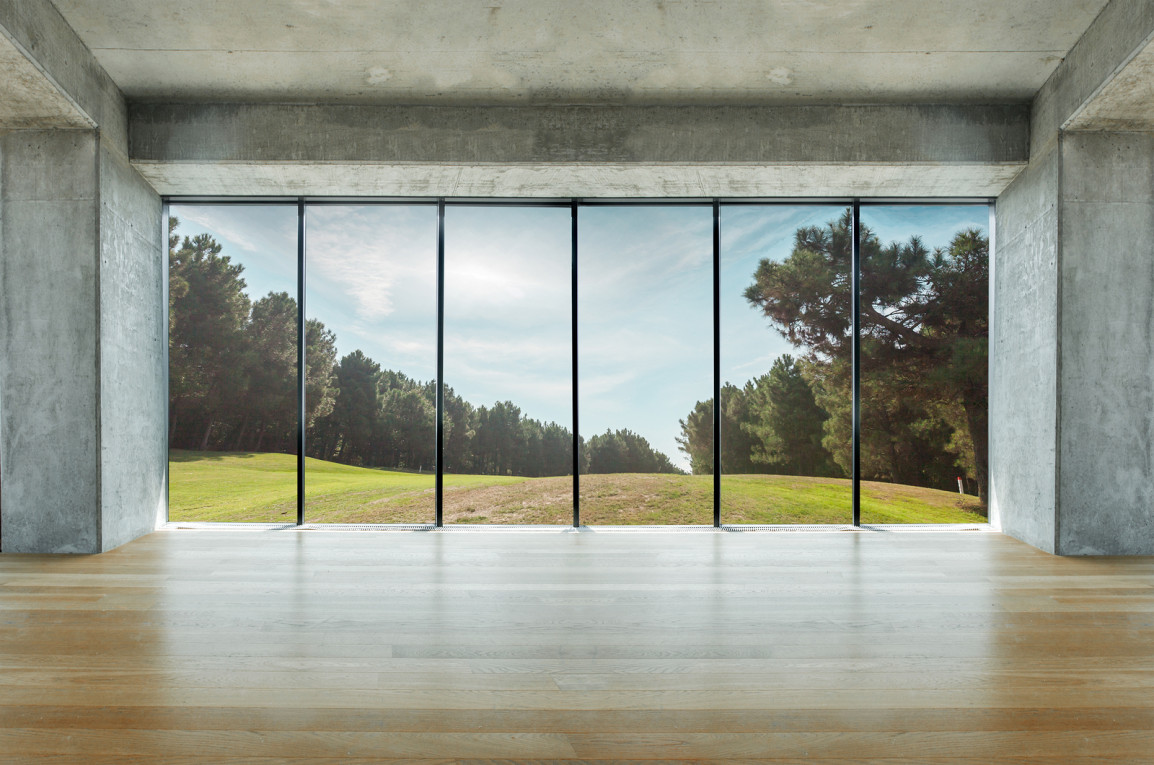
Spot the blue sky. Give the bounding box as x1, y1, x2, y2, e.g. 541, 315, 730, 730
171, 202, 987, 471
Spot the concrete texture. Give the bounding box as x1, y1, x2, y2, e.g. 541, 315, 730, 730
1056, 132, 1154, 555
52, 0, 1105, 104
1032, 0, 1154, 148
990, 144, 1061, 553
128, 103, 1028, 197
131, 103, 1029, 164
0, 0, 165, 553
0, 131, 164, 553
97, 143, 164, 550
987, 0, 1154, 555
0, 0, 126, 148
993, 130, 1154, 555
1067, 35, 1154, 131
135, 162, 1026, 200
0, 130, 101, 553
0, 31, 91, 129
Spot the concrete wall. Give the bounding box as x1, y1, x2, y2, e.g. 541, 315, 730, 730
989, 0, 1154, 555
97, 143, 164, 550
0, 130, 162, 553
0, 0, 165, 553
0, 130, 101, 552
991, 142, 1061, 553
993, 130, 1154, 555
1057, 131, 1154, 554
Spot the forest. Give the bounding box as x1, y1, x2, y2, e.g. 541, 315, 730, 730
167, 220, 678, 478
169, 209, 987, 507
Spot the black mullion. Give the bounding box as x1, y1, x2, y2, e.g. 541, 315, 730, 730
296, 199, 306, 526
851, 200, 862, 527
162, 201, 171, 527
435, 199, 446, 528
571, 200, 580, 528
712, 199, 721, 528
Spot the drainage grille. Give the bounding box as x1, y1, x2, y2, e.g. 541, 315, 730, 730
163, 522, 296, 531
163, 522, 992, 533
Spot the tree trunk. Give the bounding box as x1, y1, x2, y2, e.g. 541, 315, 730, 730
200, 420, 214, 451
254, 426, 265, 453
169, 403, 180, 445
961, 388, 989, 511
232, 414, 249, 452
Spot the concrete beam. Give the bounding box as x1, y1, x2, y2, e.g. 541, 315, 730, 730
1031, 0, 1154, 146
135, 162, 1023, 199
1066, 34, 1154, 131
0, 0, 127, 148
0, 32, 90, 130
129, 102, 1028, 197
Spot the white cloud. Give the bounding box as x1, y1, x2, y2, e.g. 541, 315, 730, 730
308, 205, 436, 322
176, 205, 296, 255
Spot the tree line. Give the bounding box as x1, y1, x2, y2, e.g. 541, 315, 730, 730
167, 219, 679, 477
170, 209, 987, 502
678, 211, 988, 506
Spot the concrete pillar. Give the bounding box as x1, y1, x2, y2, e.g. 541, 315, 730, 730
1056, 132, 1154, 554
0, 130, 164, 553
992, 131, 1154, 554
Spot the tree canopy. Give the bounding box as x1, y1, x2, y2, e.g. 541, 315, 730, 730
741, 210, 989, 505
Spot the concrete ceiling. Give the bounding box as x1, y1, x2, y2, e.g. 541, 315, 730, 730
50, 0, 1109, 105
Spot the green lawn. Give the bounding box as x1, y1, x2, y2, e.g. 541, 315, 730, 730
169, 450, 986, 525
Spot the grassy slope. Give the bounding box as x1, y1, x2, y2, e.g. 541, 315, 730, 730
170, 450, 986, 524
168, 450, 519, 523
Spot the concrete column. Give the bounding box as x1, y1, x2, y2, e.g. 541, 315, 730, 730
990, 142, 1061, 552
993, 130, 1154, 554
1056, 132, 1154, 554
0, 130, 102, 552
0, 130, 164, 553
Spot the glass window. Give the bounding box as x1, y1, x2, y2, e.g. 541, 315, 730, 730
858, 205, 989, 524
442, 206, 573, 524
167, 205, 299, 522
304, 205, 437, 523
719, 205, 852, 524
579, 206, 713, 525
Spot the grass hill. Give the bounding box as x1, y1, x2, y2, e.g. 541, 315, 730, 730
169, 450, 986, 525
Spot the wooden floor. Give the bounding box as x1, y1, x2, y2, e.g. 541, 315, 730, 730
2, 528, 1154, 763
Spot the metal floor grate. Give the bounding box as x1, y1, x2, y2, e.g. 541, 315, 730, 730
301, 524, 436, 532
724, 524, 862, 532
163, 521, 992, 533
162, 522, 297, 531
860, 523, 992, 532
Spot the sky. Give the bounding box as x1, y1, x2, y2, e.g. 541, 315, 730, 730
171, 202, 987, 471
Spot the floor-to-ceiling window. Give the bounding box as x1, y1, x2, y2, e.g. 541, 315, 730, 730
303, 204, 437, 524
442, 205, 573, 524
166, 198, 991, 527
578, 205, 713, 525
718, 205, 853, 524
858, 204, 989, 524
167, 204, 299, 522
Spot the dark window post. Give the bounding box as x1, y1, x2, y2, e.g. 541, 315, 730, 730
851, 200, 862, 527
712, 199, 721, 528
162, 201, 171, 526
435, 199, 446, 528
571, 200, 580, 528
296, 199, 307, 527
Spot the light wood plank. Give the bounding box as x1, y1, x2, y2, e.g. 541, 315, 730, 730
0, 529, 1152, 761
